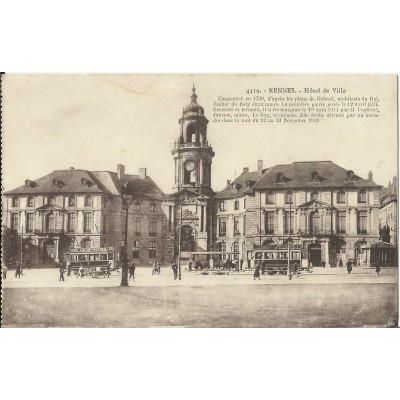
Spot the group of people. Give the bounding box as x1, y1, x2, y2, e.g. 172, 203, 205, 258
152, 261, 162, 275
2, 259, 32, 280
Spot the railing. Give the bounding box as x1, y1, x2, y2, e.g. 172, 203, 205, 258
34, 229, 64, 234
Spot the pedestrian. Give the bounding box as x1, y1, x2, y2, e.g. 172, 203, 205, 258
157, 261, 161, 275
76, 264, 84, 278
128, 261, 135, 281
67, 264, 72, 277
293, 263, 300, 278
261, 261, 266, 275
2, 264, 8, 280
254, 262, 261, 280
59, 265, 65, 281
107, 262, 111, 278
240, 258, 244, 271
172, 261, 178, 280
152, 261, 157, 275
339, 259, 343, 268
15, 262, 21, 278
376, 264, 381, 276
26, 259, 31, 271
346, 260, 352, 274
188, 260, 192, 271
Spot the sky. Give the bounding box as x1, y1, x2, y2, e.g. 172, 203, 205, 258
2, 74, 397, 194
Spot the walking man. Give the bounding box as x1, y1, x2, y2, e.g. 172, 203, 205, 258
2, 264, 8, 280
376, 264, 381, 276
172, 261, 178, 280
339, 259, 343, 268
157, 261, 161, 275
106, 262, 111, 278
59, 265, 65, 281
67, 264, 72, 277
240, 258, 244, 271
15, 262, 21, 278
128, 261, 135, 281
346, 259, 352, 274
76, 264, 84, 278
254, 262, 261, 280
152, 261, 157, 275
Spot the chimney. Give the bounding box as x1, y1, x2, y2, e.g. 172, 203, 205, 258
368, 171, 373, 181
117, 164, 125, 181
139, 168, 147, 180
257, 160, 263, 176
243, 167, 249, 174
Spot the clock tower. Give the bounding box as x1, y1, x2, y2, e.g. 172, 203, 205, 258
171, 85, 215, 193
166, 85, 215, 259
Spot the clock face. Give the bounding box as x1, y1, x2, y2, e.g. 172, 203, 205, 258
185, 161, 195, 171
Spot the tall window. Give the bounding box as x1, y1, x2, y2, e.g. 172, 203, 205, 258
234, 200, 239, 210
149, 217, 157, 237
357, 211, 367, 234
11, 213, 19, 231
84, 195, 93, 207
284, 211, 294, 234
187, 124, 196, 143
83, 212, 92, 233
337, 211, 346, 233
148, 241, 156, 258
68, 196, 76, 207
265, 211, 275, 234
132, 241, 140, 259
150, 203, 156, 212
219, 217, 227, 236
220, 201, 226, 211
232, 242, 239, 260
285, 191, 293, 204
46, 212, 55, 232
337, 191, 345, 204
233, 216, 240, 236
266, 192, 274, 204
26, 213, 34, 232
133, 217, 141, 236
220, 241, 227, 260
12, 197, 19, 207
357, 190, 367, 204
135, 202, 140, 211
27, 196, 34, 207
311, 191, 319, 201
310, 212, 320, 235
67, 213, 76, 232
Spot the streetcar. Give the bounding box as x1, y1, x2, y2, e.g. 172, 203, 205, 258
254, 246, 303, 275
63, 247, 117, 276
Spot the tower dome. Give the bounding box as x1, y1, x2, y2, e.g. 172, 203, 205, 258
184, 85, 204, 115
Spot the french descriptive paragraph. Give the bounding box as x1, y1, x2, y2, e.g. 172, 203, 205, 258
212, 88, 380, 124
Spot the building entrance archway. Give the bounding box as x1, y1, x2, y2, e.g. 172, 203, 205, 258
42, 239, 55, 262
308, 242, 321, 267
181, 225, 195, 252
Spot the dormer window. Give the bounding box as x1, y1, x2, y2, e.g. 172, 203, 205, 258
311, 191, 319, 201
276, 172, 285, 183
84, 195, 93, 207
357, 190, 367, 204
27, 196, 34, 207
310, 171, 319, 181
52, 179, 64, 188
81, 178, 93, 187
25, 179, 36, 188
12, 197, 19, 207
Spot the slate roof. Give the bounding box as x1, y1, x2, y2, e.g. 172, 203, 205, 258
215, 170, 265, 199
4, 169, 165, 200
252, 161, 381, 190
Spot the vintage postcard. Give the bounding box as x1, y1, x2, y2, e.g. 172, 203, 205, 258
1, 74, 398, 327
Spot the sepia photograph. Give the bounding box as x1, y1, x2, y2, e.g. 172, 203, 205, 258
1, 74, 398, 328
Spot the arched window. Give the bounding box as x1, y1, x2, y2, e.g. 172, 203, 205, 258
357, 190, 367, 204
186, 124, 196, 143
311, 191, 319, 201
84, 195, 93, 207
81, 239, 92, 249
337, 191, 345, 204
310, 211, 320, 235
27, 196, 34, 207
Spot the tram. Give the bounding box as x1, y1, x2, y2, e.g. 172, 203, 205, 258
63, 247, 117, 274
254, 246, 303, 275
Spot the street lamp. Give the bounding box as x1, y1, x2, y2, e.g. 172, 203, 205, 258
121, 183, 133, 287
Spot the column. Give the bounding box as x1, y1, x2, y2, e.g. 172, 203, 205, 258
199, 158, 203, 186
